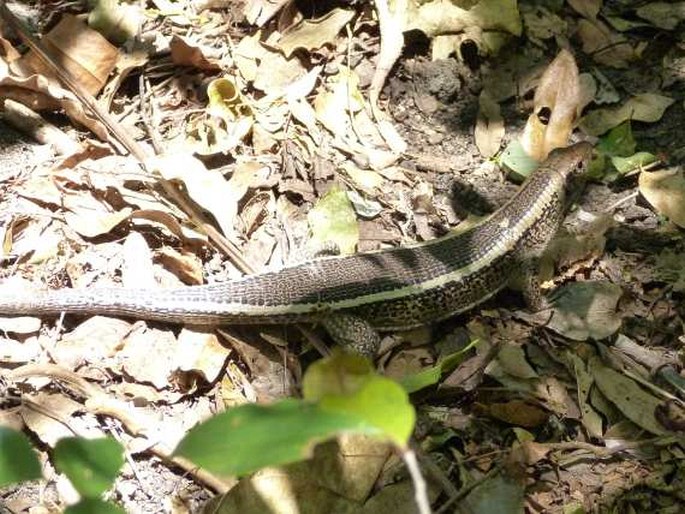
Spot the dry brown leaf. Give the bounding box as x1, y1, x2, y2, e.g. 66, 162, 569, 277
0, 335, 42, 363
149, 154, 243, 242
0, 317, 41, 335
119, 325, 179, 389
405, 0, 522, 37
62, 191, 132, 238
576, 18, 636, 68
521, 49, 580, 161
277, 8, 355, 58
121, 232, 156, 289
19, 14, 118, 96
485, 400, 550, 428
21, 392, 104, 447
156, 246, 204, 285
638, 167, 685, 228
51, 316, 133, 371
169, 35, 222, 71
568, 0, 601, 19
474, 90, 504, 158
176, 328, 231, 383
244, 0, 291, 27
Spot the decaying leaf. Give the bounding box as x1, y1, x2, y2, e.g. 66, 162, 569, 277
20, 14, 119, 95
169, 35, 222, 71
655, 249, 685, 292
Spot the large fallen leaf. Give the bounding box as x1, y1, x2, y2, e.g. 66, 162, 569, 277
537, 281, 623, 340
20, 14, 118, 95
308, 185, 359, 255
580, 93, 674, 136
277, 8, 355, 58
149, 154, 244, 241
175, 352, 415, 476
636, 2, 685, 30
638, 167, 685, 228
655, 249, 685, 292
405, 0, 522, 37
576, 18, 635, 68
0, 427, 42, 488
521, 49, 580, 161
589, 359, 668, 435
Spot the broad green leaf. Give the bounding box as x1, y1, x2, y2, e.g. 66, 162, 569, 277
597, 121, 635, 157
174, 399, 379, 476
0, 427, 42, 487
65, 498, 126, 514
499, 139, 539, 180
304, 351, 415, 446
399, 340, 480, 393
302, 351, 374, 400
318, 376, 415, 447
611, 152, 657, 174
580, 93, 674, 136
176, 353, 416, 476
54, 437, 125, 498
308, 185, 359, 255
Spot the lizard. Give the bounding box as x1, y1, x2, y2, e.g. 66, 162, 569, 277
0, 142, 593, 355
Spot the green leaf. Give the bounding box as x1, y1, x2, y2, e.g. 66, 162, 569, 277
399, 339, 480, 393
0, 427, 42, 487
611, 152, 657, 174
308, 185, 359, 255
302, 351, 375, 401
174, 399, 378, 476
304, 351, 415, 446
65, 498, 126, 514
597, 121, 635, 157
499, 140, 539, 181
176, 353, 416, 476
54, 437, 125, 498
318, 376, 415, 447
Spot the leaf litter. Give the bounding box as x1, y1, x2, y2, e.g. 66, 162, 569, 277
0, 0, 683, 513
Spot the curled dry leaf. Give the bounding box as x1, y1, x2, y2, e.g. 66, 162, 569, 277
521, 49, 580, 161
276, 8, 355, 58
638, 167, 685, 228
